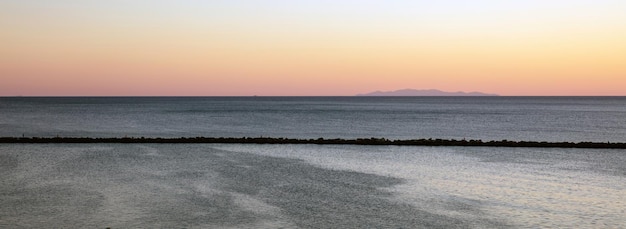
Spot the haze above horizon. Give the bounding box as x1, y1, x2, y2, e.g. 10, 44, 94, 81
1, 1, 625, 96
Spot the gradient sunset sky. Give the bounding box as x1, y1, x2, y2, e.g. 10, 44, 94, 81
2, 1, 625, 96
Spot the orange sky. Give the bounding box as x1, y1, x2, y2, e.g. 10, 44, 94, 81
1, 1, 625, 96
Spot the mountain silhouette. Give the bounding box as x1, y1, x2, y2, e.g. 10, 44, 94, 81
356, 89, 498, 96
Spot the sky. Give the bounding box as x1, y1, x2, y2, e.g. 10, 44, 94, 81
1, 0, 625, 96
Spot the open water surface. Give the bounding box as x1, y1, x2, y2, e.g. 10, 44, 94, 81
1, 97, 625, 228
0, 144, 624, 228
1, 96, 626, 142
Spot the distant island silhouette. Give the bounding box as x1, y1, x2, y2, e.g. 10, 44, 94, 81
356, 89, 498, 96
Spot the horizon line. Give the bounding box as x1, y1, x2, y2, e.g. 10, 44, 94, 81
3, 95, 626, 97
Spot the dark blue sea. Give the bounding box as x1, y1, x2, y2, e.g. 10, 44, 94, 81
2, 96, 626, 142
1, 97, 625, 228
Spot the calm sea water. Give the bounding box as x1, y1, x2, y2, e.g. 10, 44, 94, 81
1, 97, 625, 228
1, 96, 626, 142
1, 144, 624, 228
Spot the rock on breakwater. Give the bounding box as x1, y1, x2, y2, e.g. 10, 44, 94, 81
1, 137, 625, 149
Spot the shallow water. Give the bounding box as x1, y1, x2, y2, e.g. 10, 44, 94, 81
1, 144, 624, 228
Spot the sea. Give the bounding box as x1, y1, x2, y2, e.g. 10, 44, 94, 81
1, 96, 625, 228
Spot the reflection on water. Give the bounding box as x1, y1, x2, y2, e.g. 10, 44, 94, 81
1, 144, 497, 228
1, 144, 624, 228
219, 144, 626, 228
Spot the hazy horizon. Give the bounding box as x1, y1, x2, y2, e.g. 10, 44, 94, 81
2, 1, 625, 96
